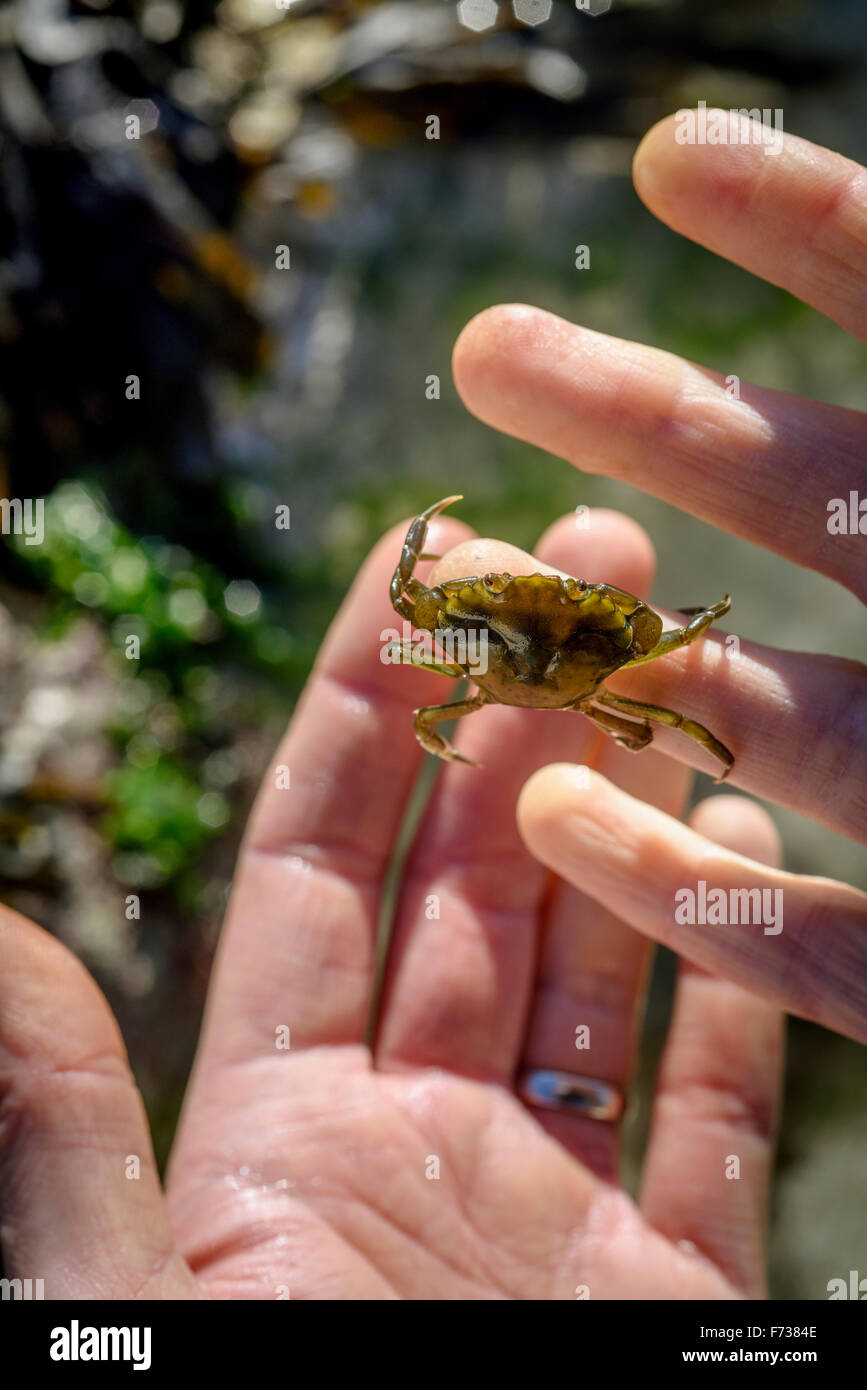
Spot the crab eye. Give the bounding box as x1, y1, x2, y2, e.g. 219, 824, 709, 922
565, 577, 587, 600
483, 571, 510, 594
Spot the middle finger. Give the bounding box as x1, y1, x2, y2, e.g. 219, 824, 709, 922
452, 303, 867, 600
374, 509, 661, 1082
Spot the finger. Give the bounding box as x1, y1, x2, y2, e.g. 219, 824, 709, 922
519, 752, 691, 1181
374, 510, 660, 1082
190, 512, 473, 1066
506, 514, 690, 1177
604, 626, 867, 847
517, 766, 867, 1043
641, 796, 785, 1298
0, 905, 197, 1298
452, 303, 866, 598
634, 112, 867, 342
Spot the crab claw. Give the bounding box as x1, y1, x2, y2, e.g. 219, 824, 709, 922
415, 724, 481, 767
413, 696, 485, 767
419, 494, 463, 523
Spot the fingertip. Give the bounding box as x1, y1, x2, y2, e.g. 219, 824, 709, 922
452, 305, 503, 402
0, 904, 124, 1066
632, 112, 683, 211
534, 508, 657, 594
633, 108, 777, 230
517, 761, 602, 846
430, 508, 658, 597
452, 303, 560, 412
453, 301, 539, 364
427, 536, 551, 587
688, 795, 783, 870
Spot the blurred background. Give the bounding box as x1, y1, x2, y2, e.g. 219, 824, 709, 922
0, 0, 864, 1297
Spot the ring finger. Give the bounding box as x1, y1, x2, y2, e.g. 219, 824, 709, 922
517, 741, 690, 1181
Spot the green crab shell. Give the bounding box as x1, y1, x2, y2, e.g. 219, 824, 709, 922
414, 572, 662, 659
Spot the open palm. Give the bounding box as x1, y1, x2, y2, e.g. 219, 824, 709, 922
1, 503, 780, 1300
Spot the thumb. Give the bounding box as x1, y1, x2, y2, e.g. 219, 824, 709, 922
0, 905, 199, 1299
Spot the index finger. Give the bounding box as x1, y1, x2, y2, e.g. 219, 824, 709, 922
634, 113, 867, 343
187, 512, 472, 1067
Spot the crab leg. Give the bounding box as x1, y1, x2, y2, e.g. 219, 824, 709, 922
414, 690, 488, 765
389, 494, 462, 621
592, 690, 734, 781
385, 641, 464, 680
621, 595, 730, 667
578, 701, 654, 753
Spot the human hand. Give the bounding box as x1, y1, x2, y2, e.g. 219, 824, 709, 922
0, 507, 783, 1299
450, 113, 867, 1044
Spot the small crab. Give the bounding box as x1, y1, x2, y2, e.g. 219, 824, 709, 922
389, 495, 734, 780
